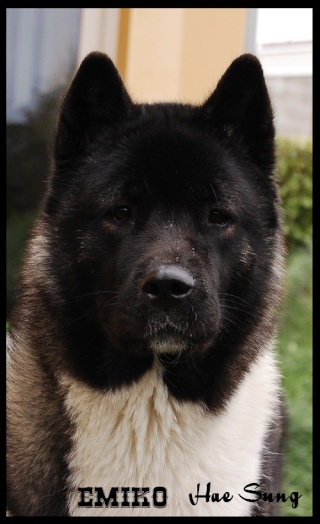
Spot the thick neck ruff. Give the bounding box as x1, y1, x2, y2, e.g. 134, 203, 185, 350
61, 346, 280, 516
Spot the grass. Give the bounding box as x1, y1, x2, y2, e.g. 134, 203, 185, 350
277, 241, 312, 516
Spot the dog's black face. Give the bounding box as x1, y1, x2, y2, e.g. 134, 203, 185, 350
36, 53, 283, 410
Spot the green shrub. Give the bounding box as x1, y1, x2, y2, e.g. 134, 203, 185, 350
276, 139, 312, 251
277, 242, 312, 516
6, 88, 63, 215
6, 211, 37, 315
6, 88, 64, 314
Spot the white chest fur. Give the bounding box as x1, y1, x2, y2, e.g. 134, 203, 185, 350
61, 349, 280, 516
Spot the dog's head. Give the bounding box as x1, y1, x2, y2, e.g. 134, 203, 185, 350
35, 53, 284, 398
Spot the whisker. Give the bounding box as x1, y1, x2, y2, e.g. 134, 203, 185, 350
143, 177, 151, 194
64, 309, 97, 325
74, 290, 120, 299
209, 183, 218, 204
65, 290, 120, 305
101, 298, 120, 310
218, 292, 252, 307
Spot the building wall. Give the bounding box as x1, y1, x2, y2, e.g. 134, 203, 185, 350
6, 8, 81, 122
124, 8, 248, 103
125, 8, 185, 102
77, 8, 120, 66
179, 8, 248, 103
7, 8, 312, 140
257, 41, 312, 140
266, 76, 312, 140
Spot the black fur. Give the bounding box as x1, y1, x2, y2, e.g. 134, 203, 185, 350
7, 52, 285, 516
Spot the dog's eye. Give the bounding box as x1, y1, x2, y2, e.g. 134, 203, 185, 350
112, 206, 132, 221
208, 209, 230, 226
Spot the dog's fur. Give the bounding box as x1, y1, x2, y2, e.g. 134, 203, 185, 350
7, 52, 286, 516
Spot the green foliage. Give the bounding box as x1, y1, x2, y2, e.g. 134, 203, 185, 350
276, 139, 312, 251
6, 211, 37, 315
277, 243, 312, 516
6, 88, 63, 215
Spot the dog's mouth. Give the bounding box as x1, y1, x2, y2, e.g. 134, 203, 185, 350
117, 328, 215, 357
117, 332, 187, 356
149, 336, 187, 354
103, 286, 220, 356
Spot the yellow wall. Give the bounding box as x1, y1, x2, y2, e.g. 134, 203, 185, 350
125, 9, 184, 102
180, 9, 247, 102
120, 8, 248, 104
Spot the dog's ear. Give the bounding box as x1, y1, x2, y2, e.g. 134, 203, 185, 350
55, 52, 133, 161
202, 54, 275, 172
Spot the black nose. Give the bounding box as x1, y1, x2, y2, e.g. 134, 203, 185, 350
141, 265, 194, 302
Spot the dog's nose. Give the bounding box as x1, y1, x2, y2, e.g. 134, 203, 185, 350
141, 265, 194, 302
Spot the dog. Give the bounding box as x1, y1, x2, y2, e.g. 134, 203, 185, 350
7, 52, 286, 516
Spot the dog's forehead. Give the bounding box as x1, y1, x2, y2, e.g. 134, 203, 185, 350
114, 121, 232, 194
112, 159, 222, 202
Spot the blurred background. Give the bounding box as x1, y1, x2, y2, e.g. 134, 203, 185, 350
6, 8, 312, 516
